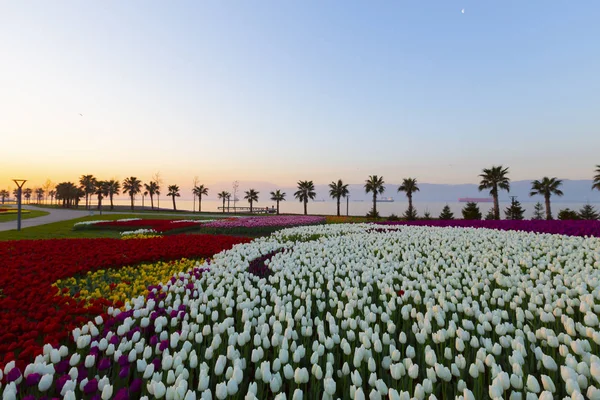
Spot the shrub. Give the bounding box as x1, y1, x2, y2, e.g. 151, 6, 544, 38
461, 202, 482, 220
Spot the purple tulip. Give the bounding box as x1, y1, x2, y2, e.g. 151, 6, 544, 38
23, 396, 36, 400
56, 359, 70, 374
57, 374, 70, 393
6, 367, 22, 383
25, 373, 42, 386
204, 215, 325, 228
98, 357, 111, 371
115, 388, 130, 400
130, 378, 142, 393
83, 378, 99, 394
119, 365, 130, 379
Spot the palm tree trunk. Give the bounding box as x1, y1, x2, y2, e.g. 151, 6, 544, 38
304, 200, 307, 215
337, 197, 340, 216
250, 201, 253, 213
150, 194, 154, 210
110, 194, 114, 210
493, 193, 500, 220
222, 199, 225, 212
373, 193, 377, 215
408, 194, 413, 213
276, 200, 280, 215
199, 196, 202, 212
172, 196, 177, 211
545, 195, 552, 220
130, 194, 134, 211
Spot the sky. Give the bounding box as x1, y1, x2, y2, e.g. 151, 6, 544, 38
1, 0, 599, 193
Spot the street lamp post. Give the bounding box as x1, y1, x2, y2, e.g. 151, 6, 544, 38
347, 195, 350, 216
12, 179, 27, 231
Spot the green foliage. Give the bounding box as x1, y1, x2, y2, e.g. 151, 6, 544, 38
504, 199, 525, 220
461, 202, 482, 220
485, 208, 495, 220
532, 202, 545, 220
478, 165, 510, 220
403, 206, 418, 221
578, 204, 600, 220
387, 213, 400, 221
366, 209, 380, 219
423, 210, 432, 220
557, 208, 580, 220
439, 205, 454, 220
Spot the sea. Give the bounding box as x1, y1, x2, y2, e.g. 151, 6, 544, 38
106, 198, 597, 219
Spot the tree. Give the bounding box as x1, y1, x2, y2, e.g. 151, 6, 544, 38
478, 166, 510, 220
23, 188, 32, 204
193, 184, 209, 212
244, 189, 259, 213
0, 190, 9, 204
532, 202, 545, 220
192, 177, 199, 213
106, 180, 121, 210
529, 177, 564, 220
461, 202, 482, 220
49, 190, 56, 205
55, 182, 80, 208
122, 177, 142, 211
439, 205, 454, 220
593, 165, 600, 192
328, 179, 349, 217
42, 179, 54, 203
578, 204, 599, 220
153, 172, 163, 209
167, 185, 180, 211
484, 208, 495, 220
95, 181, 109, 211
79, 175, 97, 209
398, 178, 419, 221
35, 188, 45, 204
294, 180, 316, 215
504, 198, 525, 220
423, 209, 432, 220
218, 191, 230, 213
364, 175, 385, 216
558, 208, 579, 220
270, 190, 286, 215
144, 181, 159, 210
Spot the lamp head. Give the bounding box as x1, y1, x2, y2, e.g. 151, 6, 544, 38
12, 179, 27, 188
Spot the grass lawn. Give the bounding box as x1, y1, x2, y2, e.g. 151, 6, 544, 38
0, 214, 212, 241
0, 209, 50, 223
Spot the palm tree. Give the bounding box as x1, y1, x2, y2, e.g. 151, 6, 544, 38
23, 188, 32, 204
364, 175, 385, 216
95, 181, 109, 211
270, 190, 286, 215
398, 178, 420, 219
0, 189, 9, 204
35, 188, 45, 204
193, 185, 209, 212
244, 189, 259, 213
48, 190, 56, 205
55, 182, 80, 208
294, 180, 316, 215
167, 185, 180, 211
79, 175, 97, 209
122, 177, 142, 211
106, 180, 121, 210
218, 191, 229, 213
593, 165, 600, 192
478, 166, 510, 220
144, 181, 159, 209
529, 177, 564, 220
328, 179, 349, 217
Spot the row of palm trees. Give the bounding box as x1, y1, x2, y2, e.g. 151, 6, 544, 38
8, 165, 599, 217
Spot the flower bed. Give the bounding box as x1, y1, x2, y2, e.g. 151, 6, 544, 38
378, 219, 600, 238
3, 223, 600, 398
0, 234, 250, 369
74, 218, 209, 234
203, 215, 325, 228
0, 209, 30, 214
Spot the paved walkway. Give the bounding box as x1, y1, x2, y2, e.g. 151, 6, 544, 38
0, 205, 235, 232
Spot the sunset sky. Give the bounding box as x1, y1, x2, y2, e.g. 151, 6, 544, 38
1, 0, 599, 193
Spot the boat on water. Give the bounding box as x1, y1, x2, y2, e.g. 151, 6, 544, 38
458, 197, 493, 203
376, 197, 394, 203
